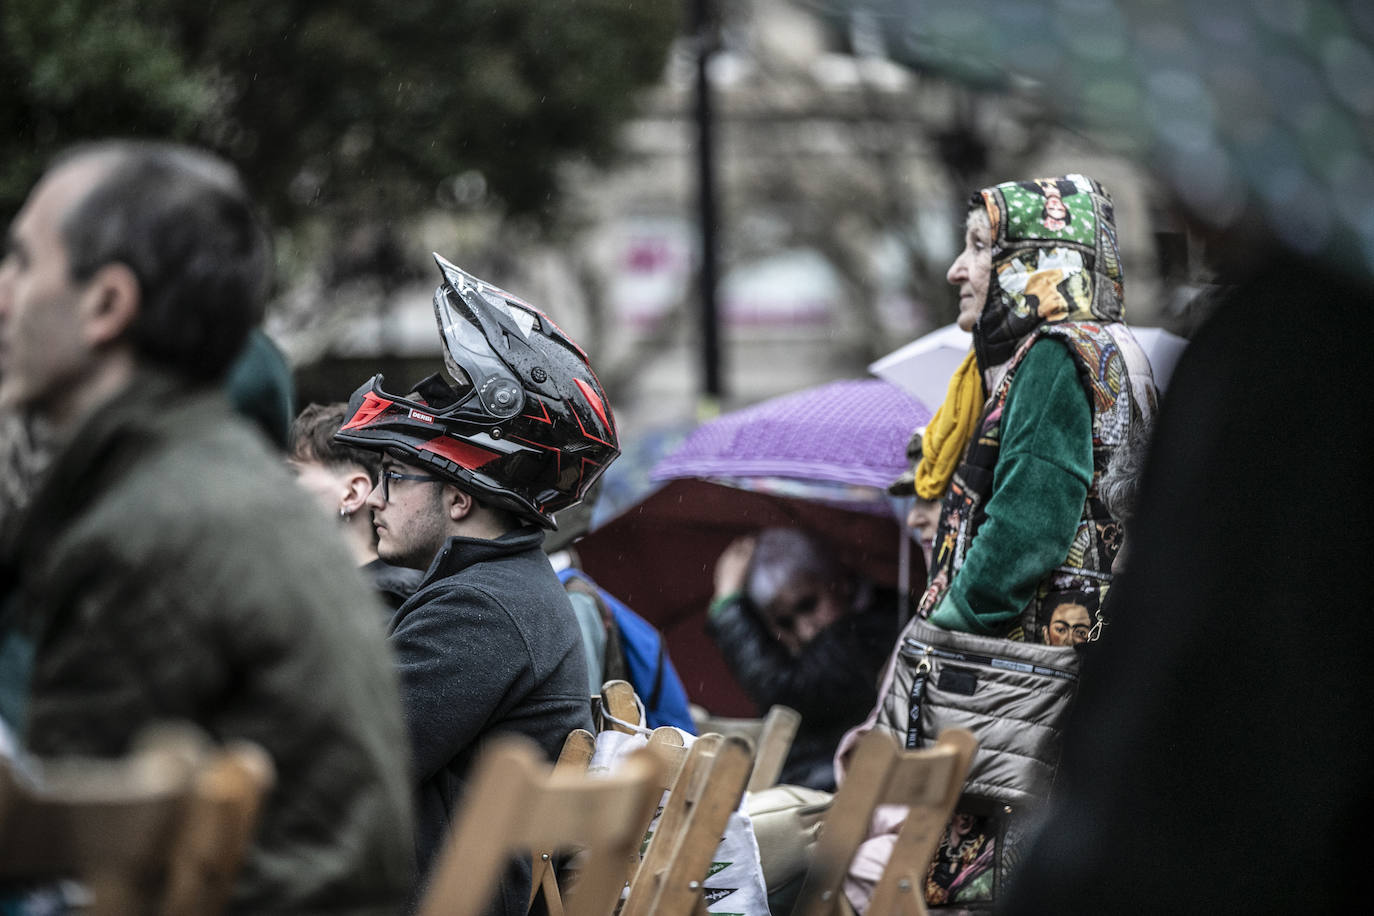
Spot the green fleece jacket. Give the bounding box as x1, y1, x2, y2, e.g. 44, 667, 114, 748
928, 339, 1093, 633
1, 371, 415, 914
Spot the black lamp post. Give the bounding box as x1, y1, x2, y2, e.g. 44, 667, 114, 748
691, 0, 722, 405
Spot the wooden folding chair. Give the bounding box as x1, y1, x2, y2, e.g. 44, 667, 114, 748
529, 728, 598, 915
747, 705, 801, 791
0, 726, 275, 916
644, 726, 691, 787
790, 728, 977, 916
621, 733, 754, 916
690, 704, 801, 791
161, 739, 274, 914
419, 735, 666, 916
593, 680, 760, 914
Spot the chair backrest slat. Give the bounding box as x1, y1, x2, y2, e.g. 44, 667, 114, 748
420, 737, 666, 916
0, 726, 274, 916
791, 728, 977, 916
599, 680, 641, 735
748, 705, 801, 791
529, 727, 600, 914
557, 728, 597, 772
645, 726, 689, 787
160, 741, 275, 916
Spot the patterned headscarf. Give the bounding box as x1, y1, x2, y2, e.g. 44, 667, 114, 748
972, 174, 1125, 378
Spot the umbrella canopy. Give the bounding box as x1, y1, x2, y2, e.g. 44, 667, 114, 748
577, 379, 930, 716
867, 324, 974, 411
1128, 327, 1189, 393
652, 378, 930, 490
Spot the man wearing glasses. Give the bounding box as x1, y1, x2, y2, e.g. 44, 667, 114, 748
369, 462, 460, 570
335, 255, 620, 912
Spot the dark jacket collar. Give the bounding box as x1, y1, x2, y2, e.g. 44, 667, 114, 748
419, 526, 546, 587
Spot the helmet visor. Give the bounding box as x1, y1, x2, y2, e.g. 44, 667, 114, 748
432, 258, 537, 420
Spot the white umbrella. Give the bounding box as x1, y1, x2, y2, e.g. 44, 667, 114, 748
1125, 327, 1188, 394
869, 323, 1189, 406
867, 324, 972, 411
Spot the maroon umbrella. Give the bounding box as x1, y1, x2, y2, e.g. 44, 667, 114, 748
578, 379, 930, 716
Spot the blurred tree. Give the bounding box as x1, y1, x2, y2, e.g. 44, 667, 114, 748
0, 0, 681, 228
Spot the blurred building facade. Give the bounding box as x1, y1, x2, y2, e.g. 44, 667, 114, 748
280, 0, 1191, 444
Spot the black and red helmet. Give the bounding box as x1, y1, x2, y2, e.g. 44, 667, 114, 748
335, 254, 619, 528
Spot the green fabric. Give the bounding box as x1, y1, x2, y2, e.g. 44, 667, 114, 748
929, 339, 1093, 634
225, 328, 295, 451
709, 590, 743, 620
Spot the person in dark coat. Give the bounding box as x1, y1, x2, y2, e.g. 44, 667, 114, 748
335, 255, 620, 914
707, 528, 897, 791
0, 140, 414, 913
1000, 253, 1374, 915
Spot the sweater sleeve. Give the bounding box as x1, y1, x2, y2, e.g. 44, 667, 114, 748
705, 595, 796, 709
928, 338, 1093, 634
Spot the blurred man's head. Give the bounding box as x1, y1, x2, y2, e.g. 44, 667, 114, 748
0, 141, 269, 429
747, 528, 855, 655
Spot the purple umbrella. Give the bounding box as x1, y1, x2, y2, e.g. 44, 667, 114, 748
578, 378, 930, 715
652, 378, 930, 496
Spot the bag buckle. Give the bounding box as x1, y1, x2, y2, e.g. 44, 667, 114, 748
1086, 610, 1107, 643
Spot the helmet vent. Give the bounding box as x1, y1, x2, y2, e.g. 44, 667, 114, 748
419, 435, 500, 471
339, 391, 394, 431
573, 377, 613, 434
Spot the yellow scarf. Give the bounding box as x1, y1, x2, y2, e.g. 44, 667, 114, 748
915, 349, 985, 500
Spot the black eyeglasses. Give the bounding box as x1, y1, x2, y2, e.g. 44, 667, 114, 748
378, 468, 445, 502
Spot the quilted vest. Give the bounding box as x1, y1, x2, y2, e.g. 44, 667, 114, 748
916, 319, 1154, 641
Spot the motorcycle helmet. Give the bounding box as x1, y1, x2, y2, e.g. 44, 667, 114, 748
335, 253, 619, 528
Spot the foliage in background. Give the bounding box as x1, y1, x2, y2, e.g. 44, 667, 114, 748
0, 0, 681, 226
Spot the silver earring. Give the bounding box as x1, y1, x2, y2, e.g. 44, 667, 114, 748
339, 505, 350, 519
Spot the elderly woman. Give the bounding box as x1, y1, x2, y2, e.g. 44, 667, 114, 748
918, 174, 1156, 641
846, 174, 1157, 910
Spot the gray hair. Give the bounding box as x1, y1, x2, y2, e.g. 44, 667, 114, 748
1099, 411, 1154, 528
746, 528, 841, 609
